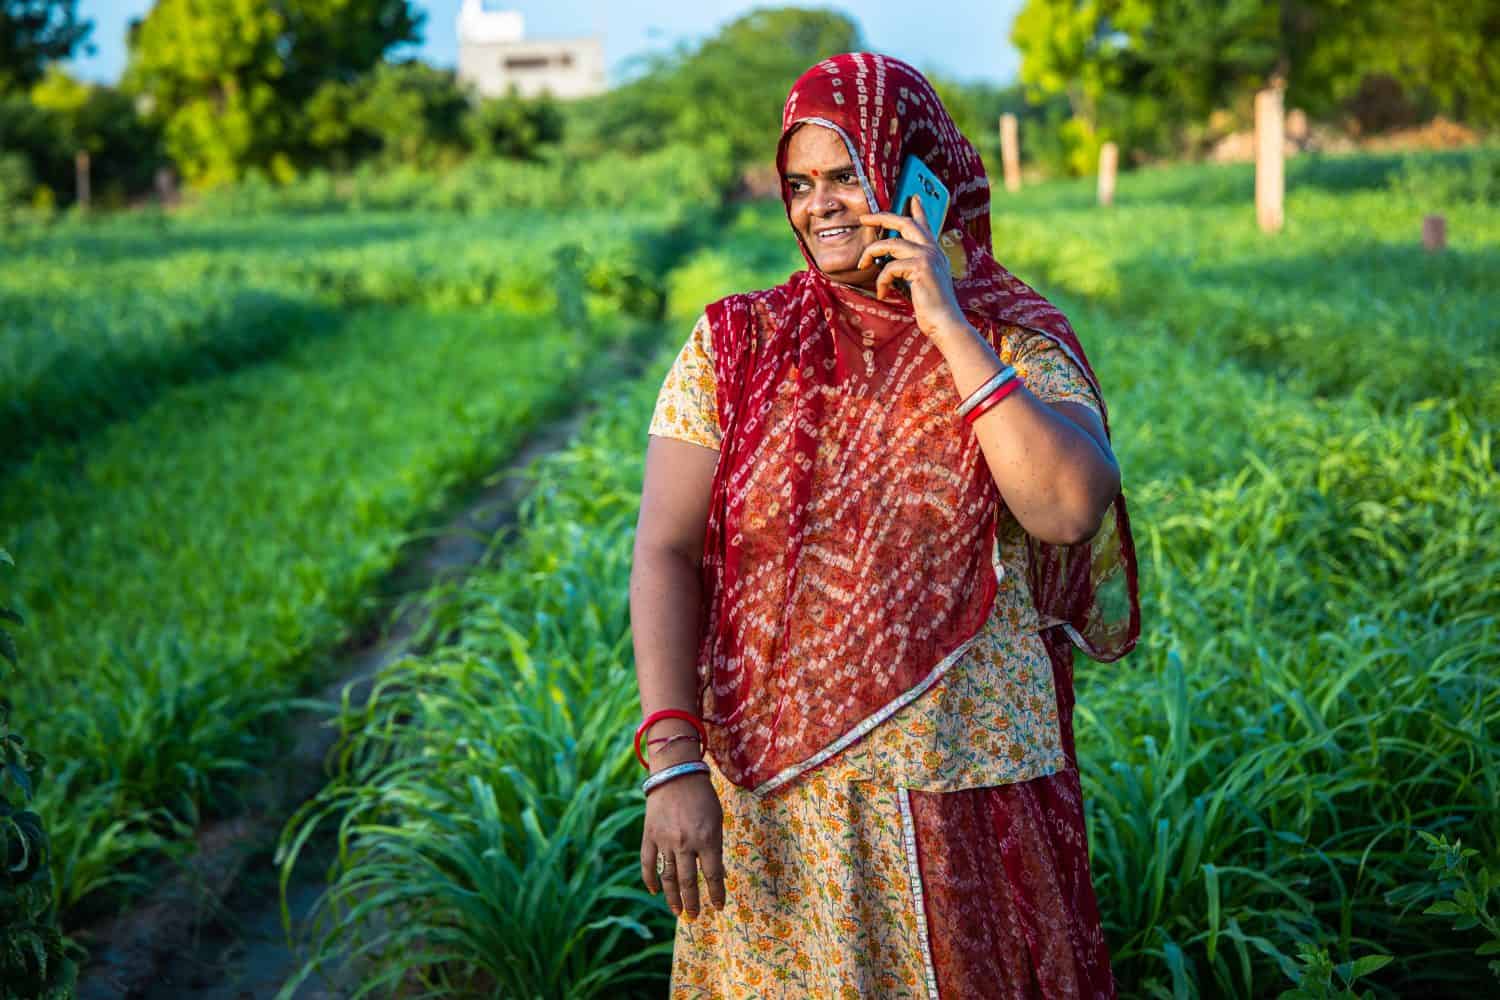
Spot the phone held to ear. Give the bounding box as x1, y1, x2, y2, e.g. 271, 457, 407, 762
875, 156, 951, 290
885, 154, 950, 241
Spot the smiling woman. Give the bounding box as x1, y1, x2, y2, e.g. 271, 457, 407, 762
629, 52, 1139, 998
783, 127, 883, 284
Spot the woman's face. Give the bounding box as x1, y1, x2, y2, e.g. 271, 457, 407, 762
783, 124, 882, 289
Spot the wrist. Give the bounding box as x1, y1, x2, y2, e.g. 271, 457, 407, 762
927, 314, 982, 354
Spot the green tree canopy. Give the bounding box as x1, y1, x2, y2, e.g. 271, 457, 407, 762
1, 68, 161, 207
567, 8, 862, 165
464, 90, 564, 161
124, 0, 421, 186
1013, 0, 1499, 170
0, 0, 91, 93
345, 61, 468, 167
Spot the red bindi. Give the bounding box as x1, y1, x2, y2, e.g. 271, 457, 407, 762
810, 169, 820, 178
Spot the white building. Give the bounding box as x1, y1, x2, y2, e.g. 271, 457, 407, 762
456, 1, 606, 100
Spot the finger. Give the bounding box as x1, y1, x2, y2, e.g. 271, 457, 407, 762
855, 238, 922, 270
641, 839, 660, 895
907, 195, 937, 238
658, 849, 684, 916
875, 259, 918, 301
700, 847, 729, 911
858, 209, 933, 246
676, 849, 702, 920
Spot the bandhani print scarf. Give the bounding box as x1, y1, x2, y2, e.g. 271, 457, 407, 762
698, 53, 1140, 794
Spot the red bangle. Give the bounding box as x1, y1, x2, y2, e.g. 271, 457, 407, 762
634, 709, 708, 770
962, 376, 1023, 425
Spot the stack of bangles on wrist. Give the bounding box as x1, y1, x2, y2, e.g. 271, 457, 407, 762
955, 365, 1024, 425
634, 708, 709, 795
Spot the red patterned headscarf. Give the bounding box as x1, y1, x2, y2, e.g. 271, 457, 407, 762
698, 53, 1139, 794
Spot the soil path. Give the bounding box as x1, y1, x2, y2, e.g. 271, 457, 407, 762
75, 340, 653, 999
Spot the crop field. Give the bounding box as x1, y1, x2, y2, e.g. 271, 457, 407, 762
1, 209, 686, 470
3, 149, 1495, 997
1, 204, 693, 919
278, 155, 1498, 997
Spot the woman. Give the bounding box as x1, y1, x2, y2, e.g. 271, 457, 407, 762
630, 53, 1139, 998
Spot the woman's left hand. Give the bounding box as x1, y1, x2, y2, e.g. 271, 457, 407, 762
857, 198, 968, 340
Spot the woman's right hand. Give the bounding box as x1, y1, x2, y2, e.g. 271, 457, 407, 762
641, 762, 727, 921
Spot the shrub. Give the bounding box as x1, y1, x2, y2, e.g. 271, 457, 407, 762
0, 549, 75, 999
1386, 146, 1500, 206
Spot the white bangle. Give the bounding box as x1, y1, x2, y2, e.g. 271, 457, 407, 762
955, 366, 1016, 417
642, 760, 711, 796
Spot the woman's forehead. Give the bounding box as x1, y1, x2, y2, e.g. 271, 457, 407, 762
784, 124, 854, 170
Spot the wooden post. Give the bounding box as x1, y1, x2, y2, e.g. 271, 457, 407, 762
1097, 142, 1118, 206
74, 150, 91, 212
1254, 85, 1284, 233
999, 113, 1021, 193
154, 166, 178, 207
1423, 214, 1447, 252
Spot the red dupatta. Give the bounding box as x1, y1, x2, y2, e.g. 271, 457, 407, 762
697, 53, 1139, 794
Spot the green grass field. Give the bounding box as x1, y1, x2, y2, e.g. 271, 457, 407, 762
0, 204, 698, 919
3, 150, 1495, 996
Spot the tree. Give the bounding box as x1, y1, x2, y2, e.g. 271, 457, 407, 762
567, 8, 862, 165
124, 0, 422, 186
0, 0, 91, 94
27, 67, 163, 203
277, 0, 422, 100
1355, 0, 1500, 126
1011, 0, 1124, 126
347, 61, 469, 166
464, 90, 564, 161
1012, 0, 1499, 170
1110, 0, 1278, 122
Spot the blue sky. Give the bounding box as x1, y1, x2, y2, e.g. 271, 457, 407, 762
70, 1, 1025, 87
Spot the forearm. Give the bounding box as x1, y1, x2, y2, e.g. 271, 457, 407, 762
933, 320, 1120, 545
629, 544, 709, 769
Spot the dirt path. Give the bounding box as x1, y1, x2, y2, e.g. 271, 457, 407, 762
75, 346, 647, 999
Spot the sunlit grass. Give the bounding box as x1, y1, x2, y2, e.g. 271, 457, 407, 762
1, 210, 667, 470
3, 297, 640, 916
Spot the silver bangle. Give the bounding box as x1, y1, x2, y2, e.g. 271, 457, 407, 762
955, 366, 1017, 417
642, 760, 711, 796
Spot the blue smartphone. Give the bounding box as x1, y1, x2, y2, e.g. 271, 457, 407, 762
875, 155, 950, 286
886, 154, 950, 239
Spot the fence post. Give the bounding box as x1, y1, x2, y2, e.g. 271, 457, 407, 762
74, 150, 91, 212
1423, 214, 1447, 252
1254, 84, 1284, 233
1098, 141, 1118, 206
999, 113, 1021, 193
155, 166, 178, 208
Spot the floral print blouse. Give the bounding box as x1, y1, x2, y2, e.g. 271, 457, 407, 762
649, 314, 1103, 791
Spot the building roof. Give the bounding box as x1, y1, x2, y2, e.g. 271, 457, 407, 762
458, 0, 524, 45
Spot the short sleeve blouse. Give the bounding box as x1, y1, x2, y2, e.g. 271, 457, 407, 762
649, 314, 1103, 791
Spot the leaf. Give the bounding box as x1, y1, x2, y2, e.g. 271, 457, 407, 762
1203, 863, 1221, 963
1161, 935, 1190, 1000
5, 761, 34, 799
1346, 954, 1393, 979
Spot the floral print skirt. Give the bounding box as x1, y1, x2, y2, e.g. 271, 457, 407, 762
669, 636, 1117, 999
